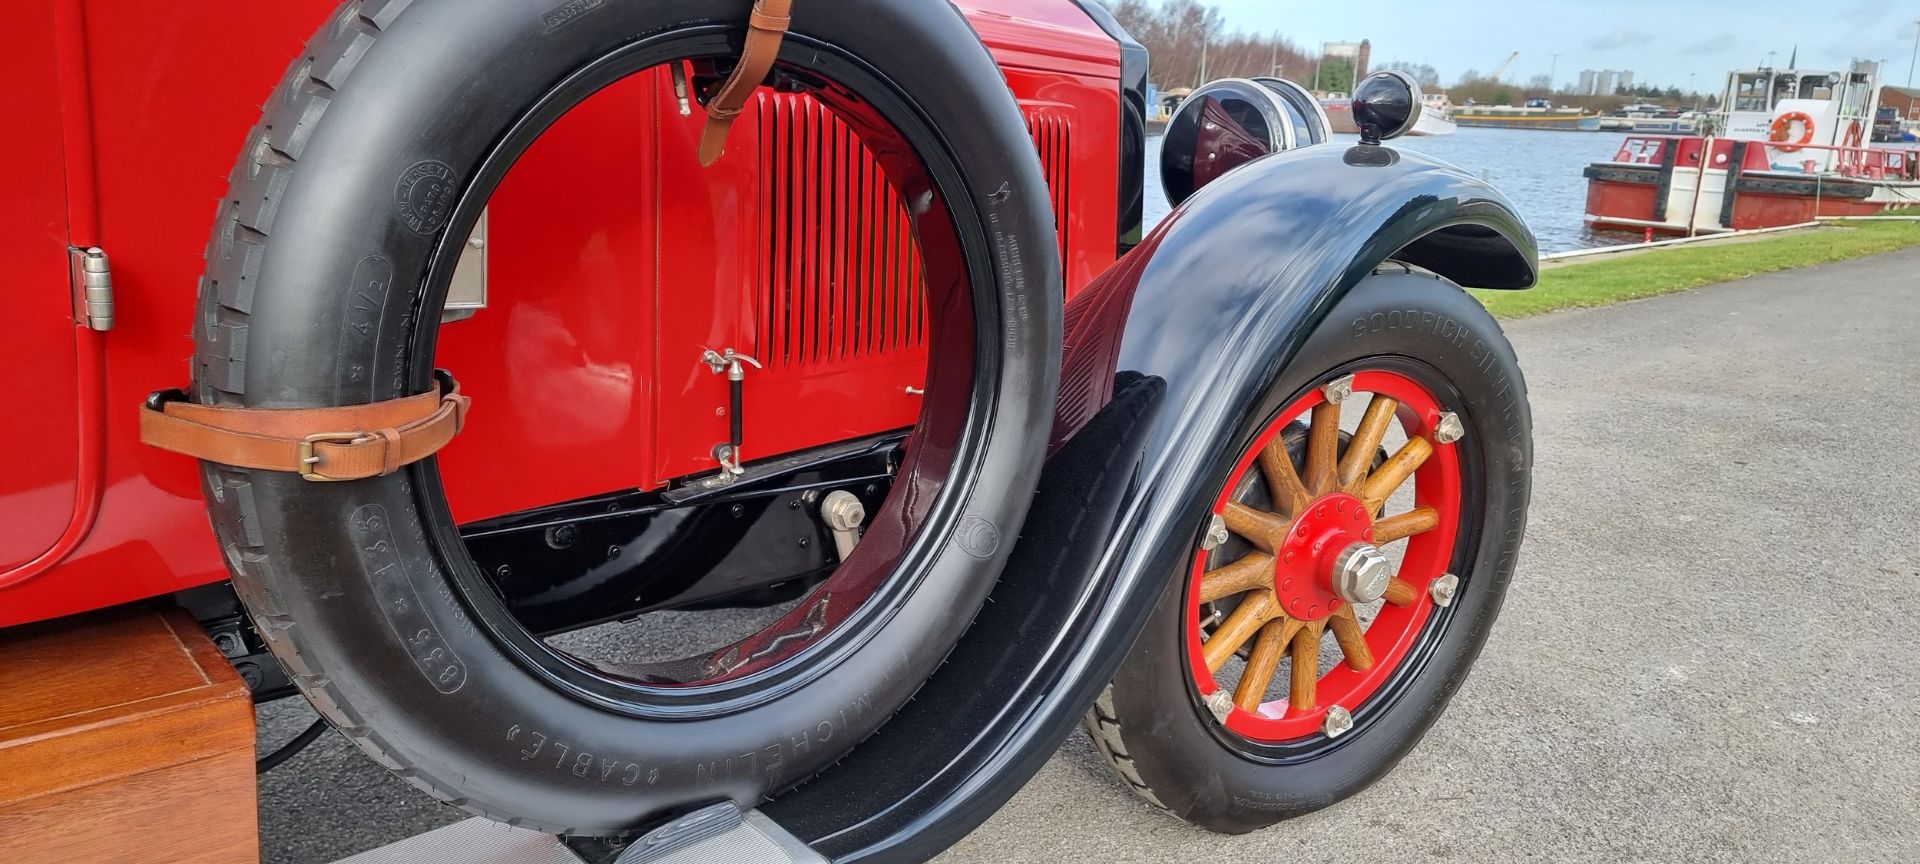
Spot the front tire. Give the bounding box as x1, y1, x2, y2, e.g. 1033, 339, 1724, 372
1085, 267, 1531, 833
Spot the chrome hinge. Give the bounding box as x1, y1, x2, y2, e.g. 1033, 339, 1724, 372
69, 246, 114, 331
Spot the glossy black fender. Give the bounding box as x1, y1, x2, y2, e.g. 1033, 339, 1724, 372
763, 144, 1536, 862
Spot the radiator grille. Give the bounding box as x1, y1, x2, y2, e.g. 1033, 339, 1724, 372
753, 93, 1071, 370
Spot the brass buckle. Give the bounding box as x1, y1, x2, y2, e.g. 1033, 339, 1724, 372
299, 432, 367, 482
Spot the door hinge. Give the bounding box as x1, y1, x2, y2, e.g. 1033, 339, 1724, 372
69, 246, 114, 331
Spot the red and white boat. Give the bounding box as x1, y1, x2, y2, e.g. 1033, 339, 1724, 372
1586, 62, 1920, 235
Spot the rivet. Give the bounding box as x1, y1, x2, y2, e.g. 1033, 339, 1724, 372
605, 545, 622, 559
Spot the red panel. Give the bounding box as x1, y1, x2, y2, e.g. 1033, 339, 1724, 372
0, 1, 81, 572
0, 0, 1125, 626
434, 75, 661, 523
0, 0, 339, 628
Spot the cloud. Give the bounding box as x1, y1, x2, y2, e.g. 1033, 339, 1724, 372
1588, 29, 1657, 51
1682, 33, 1739, 54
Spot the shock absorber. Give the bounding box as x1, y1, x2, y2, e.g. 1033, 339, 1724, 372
701, 347, 762, 475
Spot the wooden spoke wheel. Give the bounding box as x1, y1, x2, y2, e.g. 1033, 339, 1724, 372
1082, 270, 1530, 833
1188, 369, 1463, 742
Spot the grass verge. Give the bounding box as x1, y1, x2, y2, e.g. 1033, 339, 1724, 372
1468, 220, 1920, 318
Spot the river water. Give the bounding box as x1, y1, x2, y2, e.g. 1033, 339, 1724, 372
1146, 128, 1664, 253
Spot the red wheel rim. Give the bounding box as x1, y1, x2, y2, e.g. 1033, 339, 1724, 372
1184, 370, 1463, 742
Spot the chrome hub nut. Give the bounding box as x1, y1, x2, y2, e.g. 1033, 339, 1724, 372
1331, 542, 1392, 604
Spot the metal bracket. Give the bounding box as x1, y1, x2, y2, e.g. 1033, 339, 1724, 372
69, 246, 113, 331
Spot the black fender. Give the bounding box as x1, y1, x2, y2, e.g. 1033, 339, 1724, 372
763, 144, 1536, 861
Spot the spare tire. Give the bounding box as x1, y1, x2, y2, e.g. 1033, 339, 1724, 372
192, 0, 1060, 835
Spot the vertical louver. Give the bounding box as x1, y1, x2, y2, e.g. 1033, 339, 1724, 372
751, 93, 1072, 370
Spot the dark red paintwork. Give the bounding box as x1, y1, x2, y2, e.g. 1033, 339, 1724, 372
0, 0, 1121, 627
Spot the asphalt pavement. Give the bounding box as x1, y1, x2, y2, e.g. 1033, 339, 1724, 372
257, 248, 1920, 864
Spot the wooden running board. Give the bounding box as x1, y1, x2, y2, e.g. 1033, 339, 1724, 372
0, 607, 258, 863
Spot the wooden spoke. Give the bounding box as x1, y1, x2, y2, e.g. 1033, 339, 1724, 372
1373, 506, 1439, 544
1221, 503, 1288, 552
1358, 437, 1433, 514
1288, 621, 1324, 711
1234, 617, 1303, 711
1204, 590, 1277, 673
1327, 605, 1374, 671
1199, 553, 1275, 603
1256, 440, 1313, 518
1382, 577, 1419, 607
1303, 401, 1342, 495
1339, 395, 1399, 491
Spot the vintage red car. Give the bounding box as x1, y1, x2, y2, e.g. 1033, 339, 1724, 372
2, 0, 1538, 860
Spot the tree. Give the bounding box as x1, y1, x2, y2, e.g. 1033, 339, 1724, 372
1526, 74, 1553, 93
1101, 0, 1318, 89
1377, 61, 1441, 89
1314, 57, 1356, 93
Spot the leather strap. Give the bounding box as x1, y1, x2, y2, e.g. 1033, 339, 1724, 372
140, 376, 470, 482
696, 0, 794, 167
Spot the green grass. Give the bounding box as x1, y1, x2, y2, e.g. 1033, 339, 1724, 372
1468, 220, 1920, 318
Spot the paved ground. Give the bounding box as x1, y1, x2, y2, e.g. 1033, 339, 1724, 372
257, 249, 1920, 863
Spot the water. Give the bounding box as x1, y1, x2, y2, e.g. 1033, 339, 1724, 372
1146, 128, 1668, 254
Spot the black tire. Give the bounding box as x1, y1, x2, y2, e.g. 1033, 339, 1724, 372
1084, 267, 1530, 833
193, 0, 1060, 834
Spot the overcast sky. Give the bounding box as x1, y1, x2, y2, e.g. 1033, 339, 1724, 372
1201, 0, 1920, 92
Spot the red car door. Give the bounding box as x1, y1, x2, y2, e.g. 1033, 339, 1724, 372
0, 2, 84, 573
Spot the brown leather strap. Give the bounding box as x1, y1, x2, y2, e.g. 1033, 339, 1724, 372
140, 377, 471, 482
696, 0, 794, 167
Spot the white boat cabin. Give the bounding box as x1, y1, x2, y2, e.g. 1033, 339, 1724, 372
1718, 62, 1882, 171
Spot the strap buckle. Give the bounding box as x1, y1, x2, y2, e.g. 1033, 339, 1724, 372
298, 431, 370, 482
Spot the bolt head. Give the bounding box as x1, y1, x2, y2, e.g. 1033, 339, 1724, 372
1322, 705, 1354, 738
1202, 514, 1230, 550
1321, 374, 1356, 405
1430, 572, 1461, 607
1434, 412, 1465, 444
1331, 543, 1393, 604
1205, 689, 1235, 723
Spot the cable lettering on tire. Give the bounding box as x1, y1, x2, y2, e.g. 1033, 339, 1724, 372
350, 504, 467, 693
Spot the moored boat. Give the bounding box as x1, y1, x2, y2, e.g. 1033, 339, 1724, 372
1411, 92, 1458, 136
1457, 98, 1602, 131
1585, 62, 1920, 235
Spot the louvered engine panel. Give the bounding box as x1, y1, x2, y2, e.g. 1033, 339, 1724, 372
749, 91, 1074, 372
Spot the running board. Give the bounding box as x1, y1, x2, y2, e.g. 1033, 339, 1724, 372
332, 804, 825, 864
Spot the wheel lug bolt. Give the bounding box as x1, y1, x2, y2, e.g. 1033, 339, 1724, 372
1322, 706, 1354, 738
1205, 690, 1234, 724
1202, 514, 1229, 550
1430, 573, 1461, 607
1321, 375, 1356, 405
1434, 412, 1465, 444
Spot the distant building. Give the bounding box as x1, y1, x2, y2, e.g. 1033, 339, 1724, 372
1321, 39, 1373, 89
1884, 85, 1920, 120
1618, 70, 1635, 92
1597, 70, 1619, 95
1578, 69, 1597, 95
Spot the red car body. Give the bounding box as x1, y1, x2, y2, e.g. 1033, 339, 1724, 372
0, 0, 1122, 628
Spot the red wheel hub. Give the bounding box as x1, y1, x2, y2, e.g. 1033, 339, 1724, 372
1270, 492, 1372, 622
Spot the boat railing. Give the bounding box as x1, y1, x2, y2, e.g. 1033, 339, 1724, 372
1611, 135, 1917, 181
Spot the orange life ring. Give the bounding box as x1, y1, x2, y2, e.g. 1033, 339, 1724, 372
1770, 111, 1816, 151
